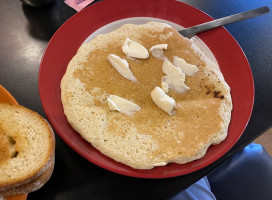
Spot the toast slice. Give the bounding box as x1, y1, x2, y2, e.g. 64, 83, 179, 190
0, 104, 55, 191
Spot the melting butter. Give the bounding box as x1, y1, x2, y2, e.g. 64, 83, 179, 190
108, 95, 141, 115
122, 38, 149, 59
108, 54, 137, 83
151, 86, 176, 115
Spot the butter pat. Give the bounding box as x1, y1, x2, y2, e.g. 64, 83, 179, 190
122, 38, 149, 59
162, 60, 189, 93
161, 82, 169, 93
150, 44, 168, 60
151, 87, 176, 115
108, 95, 141, 115
108, 54, 137, 82
173, 56, 199, 76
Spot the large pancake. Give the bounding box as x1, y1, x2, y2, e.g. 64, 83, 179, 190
61, 22, 232, 169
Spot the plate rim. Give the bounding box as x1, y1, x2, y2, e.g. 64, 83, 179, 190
0, 84, 18, 105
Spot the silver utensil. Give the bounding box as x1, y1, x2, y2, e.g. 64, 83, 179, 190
179, 6, 270, 38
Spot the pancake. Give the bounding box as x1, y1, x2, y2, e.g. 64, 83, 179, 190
61, 22, 232, 169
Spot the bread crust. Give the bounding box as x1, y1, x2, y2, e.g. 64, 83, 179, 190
0, 155, 55, 197
0, 104, 55, 190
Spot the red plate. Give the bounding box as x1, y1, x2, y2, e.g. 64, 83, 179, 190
39, 0, 254, 178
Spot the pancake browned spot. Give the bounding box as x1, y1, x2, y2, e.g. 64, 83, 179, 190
61, 22, 232, 169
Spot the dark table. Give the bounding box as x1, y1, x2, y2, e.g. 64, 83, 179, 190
0, 0, 271, 199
